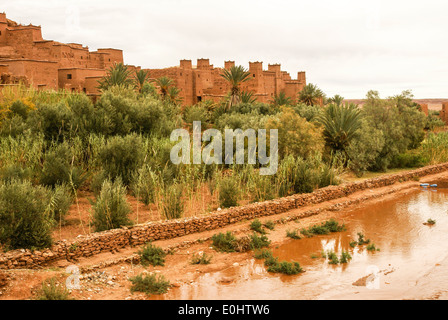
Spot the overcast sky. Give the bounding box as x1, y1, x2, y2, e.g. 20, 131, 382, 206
2, 0, 448, 98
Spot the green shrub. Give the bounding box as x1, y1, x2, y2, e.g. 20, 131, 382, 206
138, 243, 166, 267
97, 134, 145, 186
264, 220, 275, 230
326, 251, 339, 265
218, 176, 239, 208
158, 183, 184, 220
249, 232, 271, 250
40, 143, 71, 188
129, 273, 171, 295
211, 232, 237, 253
390, 152, 427, 169
425, 218, 436, 225
357, 232, 370, 245
366, 243, 380, 251
300, 219, 345, 238
250, 219, 265, 234
191, 252, 212, 265
340, 251, 352, 264
131, 165, 159, 205
92, 178, 132, 232
254, 249, 273, 260
0, 164, 33, 182
0, 180, 53, 250
267, 261, 303, 275
36, 278, 71, 300
49, 184, 73, 223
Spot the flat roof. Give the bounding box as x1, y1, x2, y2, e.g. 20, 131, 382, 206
0, 58, 57, 63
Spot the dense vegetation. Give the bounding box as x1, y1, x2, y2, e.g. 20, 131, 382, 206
0, 63, 445, 251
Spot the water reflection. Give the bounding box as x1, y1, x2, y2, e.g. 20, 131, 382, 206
154, 186, 448, 300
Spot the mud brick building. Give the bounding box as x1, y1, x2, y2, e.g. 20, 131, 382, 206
0, 12, 307, 105
0, 12, 136, 97
146, 59, 307, 105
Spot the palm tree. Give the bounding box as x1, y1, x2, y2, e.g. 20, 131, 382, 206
220, 65, 252, 109
298, 83, 325, 106
168, 87, 183, 104
317, 103, 363, 154
98, 63, 133, 90
155, 76, 174, 100
240, 91, 257, 104
134, 69, 149, 93
271, 92, 293, 106
327, 94, 344, 106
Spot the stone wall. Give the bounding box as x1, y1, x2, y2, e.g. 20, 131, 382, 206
1, 162, 448, 270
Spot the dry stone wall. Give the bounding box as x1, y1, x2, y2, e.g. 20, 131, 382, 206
1, 163, 448, 270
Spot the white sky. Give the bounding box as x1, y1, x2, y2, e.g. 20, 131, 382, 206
2, 0, 448, 98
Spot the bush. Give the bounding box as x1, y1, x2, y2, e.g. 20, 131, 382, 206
158, 183, 184, 220
191, 252, 212, 265
138, 243, 166, 267
27, 103, 73, 142
92, 178, 132, 232
218, 176, 239, 208
129, 273, 171, 295
267, 261, 303, 275
250, 219, 265, 234
264, 220, 275, 230
286, 229, 302, 240
49, 184, 73, 223
0, 180, 53, 250
254, 249, 273, 260
97, 134, 145, 186
0, 164, 33, 182
390, 152, 427, 169
131, 165, 159, 205
249, 232, 271, 250
36, 278, 71, 300
40, 143, 72, 187
211, 232, 237, 253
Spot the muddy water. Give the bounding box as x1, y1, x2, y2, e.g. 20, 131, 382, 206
157, 186, 448, 300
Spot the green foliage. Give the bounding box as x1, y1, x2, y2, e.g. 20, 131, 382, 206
92, 178, 132, 232
191, 252, 212, 265
298, 83, 325, 106
131, 165, 159, 205
158, 183, 184, 220
218, 176, 239, 208
425, 218, 436, 225
49, 184, 73, 223
138, 243, 166, 267
250, 219, 266, 234
286, 229, 302, 240
390, 152, 427, 169
318, 103, 363, 154
98, 63, 133, 90
356, 232, 371, 245
254, 249, 273, 260
419, 132, 448, 165
249, 232, 271, 250
267, 261, 303, 275
271, 92, 293, 106
340, 251, 352, 264
264, 220, 275, 230
220, 65, 252, 109
97, 134, 144, 186
212, 232, 237, 253
0, 180, 53, 250
326, 251, 339, 265
300, 219, 345, 238
129, 273, 171, 295
366, 243, 380, 251
36, 278, 71, 300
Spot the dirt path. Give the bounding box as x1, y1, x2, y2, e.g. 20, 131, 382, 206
1, 170, 447, 300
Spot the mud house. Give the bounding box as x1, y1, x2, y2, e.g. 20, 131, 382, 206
0, 12, 138, 97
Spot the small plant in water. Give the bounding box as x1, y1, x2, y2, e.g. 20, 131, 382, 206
424, 218, 436, 226
366, 243, 380, 252
326, 251, 340, 265
340, 251, 352, 264
254, 249, 273, 260
349, 241, 358, 248
357, 232, 371, 245
267, 261, 303, 275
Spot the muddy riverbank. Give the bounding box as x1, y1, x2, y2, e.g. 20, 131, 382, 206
1, 170, 448, 300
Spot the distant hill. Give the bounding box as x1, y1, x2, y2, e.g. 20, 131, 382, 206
344, 99, 448, 110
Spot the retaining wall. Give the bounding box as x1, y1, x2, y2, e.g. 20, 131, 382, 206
1, 163, 448, 269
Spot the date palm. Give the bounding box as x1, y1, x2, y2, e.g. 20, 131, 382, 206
240, 91, 257, 104
134, 70, 149, 93
98, 63, 133, 90
298, 83, 325, 106
155, 76, 174, 100
271, 92, 293, 106
221, 65, 252, 109
317, 102, 363, 154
